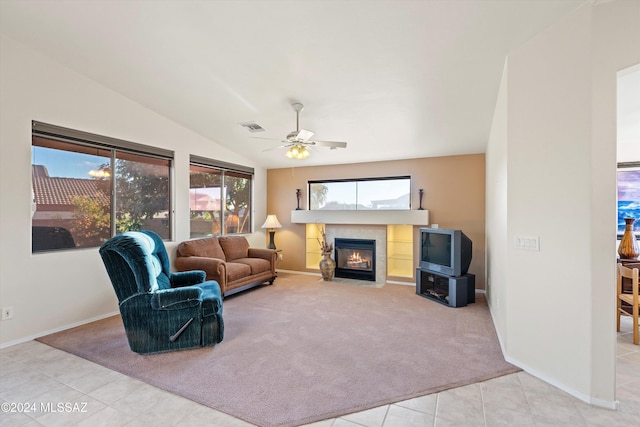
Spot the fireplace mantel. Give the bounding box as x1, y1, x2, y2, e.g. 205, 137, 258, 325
291, 209, 429, 225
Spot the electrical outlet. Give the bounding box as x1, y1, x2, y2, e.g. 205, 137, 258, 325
2, 306, 14, 320
278, 253, 283, 261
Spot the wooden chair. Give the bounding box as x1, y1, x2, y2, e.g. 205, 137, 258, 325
617, 264, 639, 345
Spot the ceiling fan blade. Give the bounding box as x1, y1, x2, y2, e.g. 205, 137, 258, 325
286, 129, 314, 142
251, 136, 283, 141
259, 103, 344, 154
297, 129, 314, 141
312, 140, 348, 149
262, 143, 294, 152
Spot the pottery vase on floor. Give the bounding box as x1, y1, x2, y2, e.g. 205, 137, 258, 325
618, 217, 640, 260
319, 252, 335, 281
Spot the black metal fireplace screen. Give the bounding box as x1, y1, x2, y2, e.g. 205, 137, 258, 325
334, 238, 376, 281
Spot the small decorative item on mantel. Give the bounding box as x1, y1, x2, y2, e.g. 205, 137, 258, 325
296, 189, 302, 210
618, 217, 640, 260
418, 189, 424, 210
317, 224, 335, 281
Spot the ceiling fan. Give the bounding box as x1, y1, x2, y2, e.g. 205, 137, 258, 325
258, 102, 348, 159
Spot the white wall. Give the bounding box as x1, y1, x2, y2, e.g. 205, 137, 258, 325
485, 60, 508, 342
589, 1, 640, 404
486, 0, 640, 407
507, 1, 594, 398
617, 65, 640, 163
0, 35, 267, 346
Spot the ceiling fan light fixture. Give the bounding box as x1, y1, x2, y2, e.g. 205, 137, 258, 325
286, 145, 310, 160
259, 101, 347, 158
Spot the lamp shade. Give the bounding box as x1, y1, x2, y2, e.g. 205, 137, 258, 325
261, 214, 282, 229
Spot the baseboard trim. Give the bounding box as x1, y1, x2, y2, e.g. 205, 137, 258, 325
386, 280, 414, 286
486, 298, 618, 410
276, 269, 320, 277
0, 310, 119, 349
501, 347, 619, 410
487, 300, 507, 355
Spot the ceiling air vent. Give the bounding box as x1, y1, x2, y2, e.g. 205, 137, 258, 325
239, 122, 266, 133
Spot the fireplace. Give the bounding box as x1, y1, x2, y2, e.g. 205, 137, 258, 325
334, 238, 376, 281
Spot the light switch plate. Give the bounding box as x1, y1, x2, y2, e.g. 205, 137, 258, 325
515, 236, 540, 251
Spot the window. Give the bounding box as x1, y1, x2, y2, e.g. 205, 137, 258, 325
189, 155, 253, 238
617, 162, 640, 238
309, 177, 411, 210
31, 122, 173, 252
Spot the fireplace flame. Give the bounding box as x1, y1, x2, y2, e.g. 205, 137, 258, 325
346, 250, 370, 269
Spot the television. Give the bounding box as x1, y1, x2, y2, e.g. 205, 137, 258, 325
419, 227, 472, 277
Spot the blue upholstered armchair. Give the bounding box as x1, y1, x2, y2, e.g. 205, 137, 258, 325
99, 230, 224, 354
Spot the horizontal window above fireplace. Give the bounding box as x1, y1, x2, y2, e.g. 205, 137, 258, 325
308, 176, 411, 210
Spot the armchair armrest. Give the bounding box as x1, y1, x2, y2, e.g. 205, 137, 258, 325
151, 287, 203, 311
170, 270, 206, 287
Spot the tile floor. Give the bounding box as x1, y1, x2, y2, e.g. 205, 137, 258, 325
1, 318, 639, 427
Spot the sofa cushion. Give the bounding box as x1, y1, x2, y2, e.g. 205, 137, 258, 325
178, 237, 226, 261
219, 236, 249, 261
225, 262, 252, 283
234, 258, 271, 274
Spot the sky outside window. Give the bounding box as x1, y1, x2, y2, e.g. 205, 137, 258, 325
32, 146, 108, 178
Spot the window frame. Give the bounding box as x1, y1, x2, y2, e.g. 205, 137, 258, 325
308, 176, 412, 210
31, 121, 174, 252
617, 161, 640, 239
189, 155, 254, 237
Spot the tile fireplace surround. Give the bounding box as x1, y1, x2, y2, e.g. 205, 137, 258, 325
326, 225, 387, 285
291, 210, 430, 284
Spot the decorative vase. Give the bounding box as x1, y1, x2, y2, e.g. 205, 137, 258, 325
319, 252, 335, 281
618, 217, 640, 260
418, 189, 424, 210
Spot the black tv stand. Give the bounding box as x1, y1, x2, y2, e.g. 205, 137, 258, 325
416, 268, 475, 308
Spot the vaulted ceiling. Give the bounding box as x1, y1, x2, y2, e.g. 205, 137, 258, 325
1, 0, 591, 168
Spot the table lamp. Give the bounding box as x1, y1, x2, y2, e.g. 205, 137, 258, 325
261, 214, 282, 250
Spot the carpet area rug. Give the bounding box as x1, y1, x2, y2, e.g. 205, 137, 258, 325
37, 273, 519, 427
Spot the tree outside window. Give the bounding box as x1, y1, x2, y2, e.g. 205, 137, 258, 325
189, 164, 252, 237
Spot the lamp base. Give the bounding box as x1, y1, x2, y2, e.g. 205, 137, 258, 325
267, 230, 276, 250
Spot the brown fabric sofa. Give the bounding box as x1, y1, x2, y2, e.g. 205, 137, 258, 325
175, 236, 277, 297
